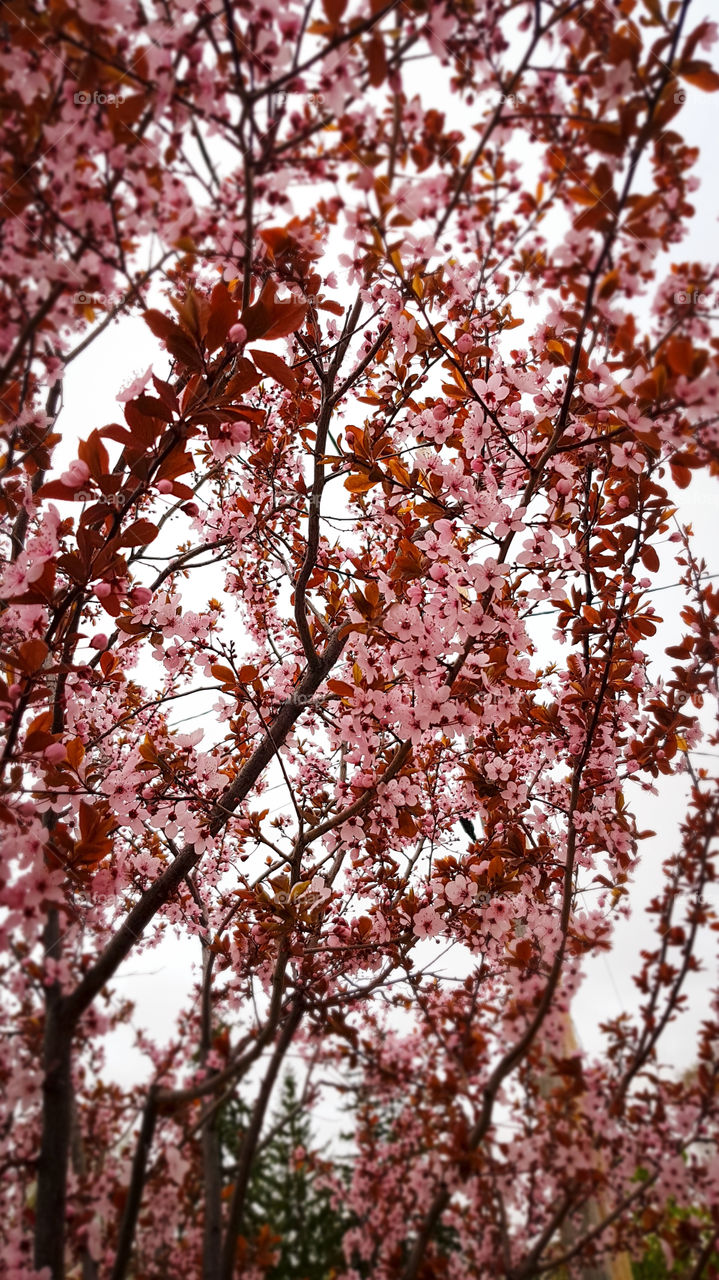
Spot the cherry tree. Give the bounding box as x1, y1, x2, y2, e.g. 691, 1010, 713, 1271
0, 0, 718, 1276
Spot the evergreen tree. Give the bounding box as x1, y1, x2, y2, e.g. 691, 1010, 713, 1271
219, 1073, 348, 1280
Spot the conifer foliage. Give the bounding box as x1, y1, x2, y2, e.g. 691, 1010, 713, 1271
219, 1074, 347, 1280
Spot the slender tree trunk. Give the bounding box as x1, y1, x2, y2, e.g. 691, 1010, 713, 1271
71, 1095, 99, 1280
219, 1002, 303, 1280
34, 910, 73, 1280
199, 927, 222, 1280
109, 1091, 158, 1280
202, 1114, 223, 1280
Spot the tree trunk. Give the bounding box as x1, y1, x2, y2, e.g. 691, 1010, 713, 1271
34, 911, 73, 1279
219, 1002, 303, 1280
202, 1113, 223, 1280
71, 1093, 99, 1280
110, 1091, 158, 1280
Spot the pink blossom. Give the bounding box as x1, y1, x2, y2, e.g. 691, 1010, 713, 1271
59, 459, 90, 487
413, 905, 443, 938
210, 420, 252, 460
117, 366, 152, 402
445, 875, 475, 906
473, 371, 509, 409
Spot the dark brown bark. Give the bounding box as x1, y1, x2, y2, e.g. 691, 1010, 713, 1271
109, 1089, 158, 1280
200, 915, 223, 1280
202, 1115, 223, 1280
34, 910, 73, 1280
219, 1001, 304, 1280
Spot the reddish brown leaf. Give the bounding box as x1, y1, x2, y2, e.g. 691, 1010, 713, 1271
262, 300, 308, 341
206, 281, 238, 352
211, 663, 237, 685
327, 679, 355, 697
132, 395, 174, 423
224, 359, 262, 398
679, 60, 719, 91
99, 424, 134, 446
17, 639, 49, 674
36, 480, 78, 501
640, 545, 660, 573
155, 447, 195, 482
78, 431, 110, 482
238, 279, 277, 341
99, 651, 119, 677
665, 337, 694, 377
366, 33, 387, 87
670, 460, 692, 489
344, 470, 377, 494
66, 738, 85, 769
143, 309, 179, 342
120, 519, 159, 547
250, 348, 298, 391
322, 0, 348, 22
